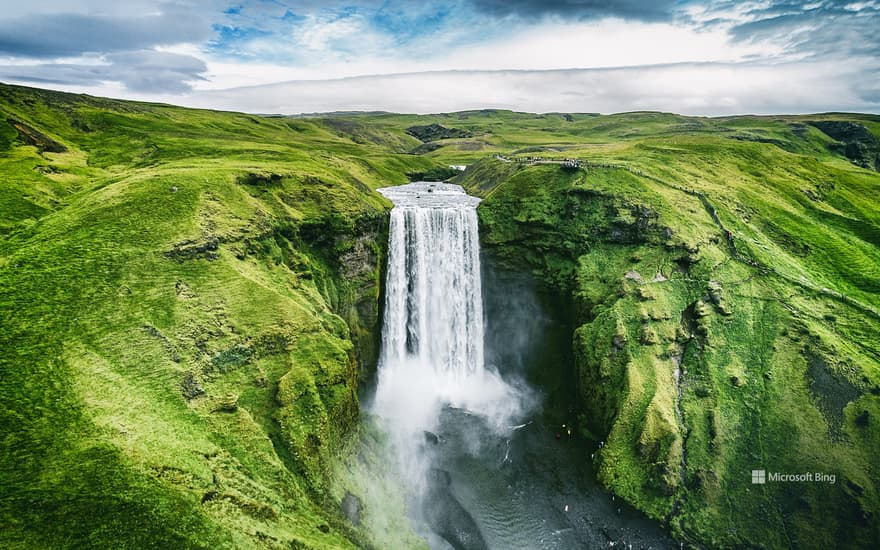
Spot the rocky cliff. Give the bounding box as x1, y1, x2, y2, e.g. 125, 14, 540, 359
461, 153, 880, 549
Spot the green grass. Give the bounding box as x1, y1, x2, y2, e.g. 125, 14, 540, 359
1, 82, 879, 549
0, 83, 441, 549
462, 124, 880, 548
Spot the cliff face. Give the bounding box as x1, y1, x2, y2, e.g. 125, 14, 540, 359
462, 152, 880, 549
810, 120, 880, 172
336, 214, 389, 389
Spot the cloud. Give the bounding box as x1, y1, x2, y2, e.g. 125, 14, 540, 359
0, 51, 207, 93
0, 0, 876, 115
193, 12, 786, 86
204, 0, 692, 67
107, 51, 208, 93
0, 2, 214, 92
466, 0, 682, 21
0, 3, 214, 58
703, 1, 880, 60
183, 61, 880, 115
207, 2, 472, 64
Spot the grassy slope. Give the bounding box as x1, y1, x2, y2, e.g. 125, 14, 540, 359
0, 84, 437, 549
430, 114, 880, 548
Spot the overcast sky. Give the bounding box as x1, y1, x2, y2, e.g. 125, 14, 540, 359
0, 0, 878, 115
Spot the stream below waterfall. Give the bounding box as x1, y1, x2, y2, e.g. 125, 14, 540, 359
366, 182, 676, 550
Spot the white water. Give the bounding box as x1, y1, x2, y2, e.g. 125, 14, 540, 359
372, 182, 526, 483
362, 183, 675, 549
379, 182, 484, 380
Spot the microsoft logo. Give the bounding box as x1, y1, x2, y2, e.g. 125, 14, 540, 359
750, 469, 836, 484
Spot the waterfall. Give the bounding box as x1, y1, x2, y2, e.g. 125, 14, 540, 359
361, 183, 672, 550
379, 182, 484, 377
372, 182, 522, 451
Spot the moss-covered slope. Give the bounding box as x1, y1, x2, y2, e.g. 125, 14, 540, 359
458, 124, 880, 548
0, 83, 439, 549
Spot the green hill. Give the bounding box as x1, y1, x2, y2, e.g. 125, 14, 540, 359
1, 82, 878, 549
453, 116, 880, 548
0, 83, 436, 549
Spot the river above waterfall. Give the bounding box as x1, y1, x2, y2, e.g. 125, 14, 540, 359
378, 181, 482, 209
366, 182, 676, 549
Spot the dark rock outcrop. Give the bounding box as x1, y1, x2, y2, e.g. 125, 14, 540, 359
405, 124, 473, 143
810, 121, 880, 171
165, 236, 220, 261
181, 371, 205, 399
7, 117, 67, 153
238, 172, 283, 186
